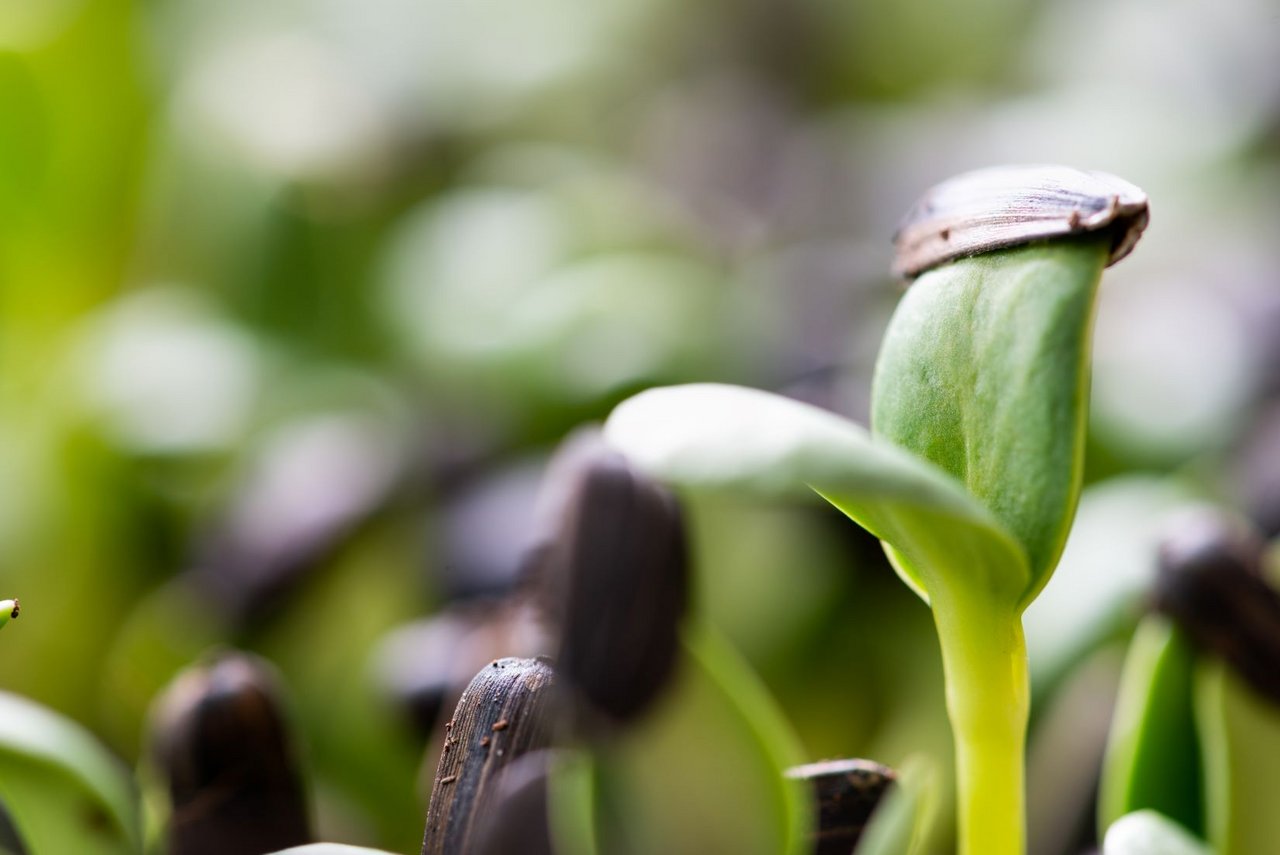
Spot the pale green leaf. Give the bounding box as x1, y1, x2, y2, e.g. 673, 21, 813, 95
604, 382, 1027, 604
0, 691, 140, 855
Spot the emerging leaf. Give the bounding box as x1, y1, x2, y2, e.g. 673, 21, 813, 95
1194, 660, 1280, 855
872, 238, 1110, 605
1098, 617, 1203, 838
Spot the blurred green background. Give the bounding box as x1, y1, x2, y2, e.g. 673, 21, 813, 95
1, 0, 1277, 852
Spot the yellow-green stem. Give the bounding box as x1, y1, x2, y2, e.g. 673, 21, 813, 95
932, 591, 1029, 855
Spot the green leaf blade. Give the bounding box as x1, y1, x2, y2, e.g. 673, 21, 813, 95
871, 238, 1110, 602
1098, 617, 1203, 839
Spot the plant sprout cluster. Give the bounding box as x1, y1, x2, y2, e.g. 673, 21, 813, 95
4, 161, 1280, 855
2, 4, 1279, 853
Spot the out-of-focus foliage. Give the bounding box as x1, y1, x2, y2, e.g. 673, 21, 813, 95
0, 0, 1277, 851
1102, 810, 1211, 855
562, 627, 811, 855
1098, 617, 1203, 839
0, 691, 140, 854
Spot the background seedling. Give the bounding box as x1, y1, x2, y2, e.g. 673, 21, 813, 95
1101, 511, 1280, 855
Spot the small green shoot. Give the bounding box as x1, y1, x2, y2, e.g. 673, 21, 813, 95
1099, 616, 1203, 837
0, 600, 17, 631
1194, 659, 1280, 855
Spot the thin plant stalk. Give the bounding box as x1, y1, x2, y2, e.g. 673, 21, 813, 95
932, 592, 1028, 855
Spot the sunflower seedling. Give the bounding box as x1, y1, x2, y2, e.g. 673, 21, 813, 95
1100, 510, 1280, 854
604, 164, 1149, 855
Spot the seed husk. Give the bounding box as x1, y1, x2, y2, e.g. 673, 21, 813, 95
150, 653, 311, 855
786, 758, 899, 855
421, 657, 558, 855
536, 432, 690, 735
1153, 511, 1280, 705
893, 164, 1150, 279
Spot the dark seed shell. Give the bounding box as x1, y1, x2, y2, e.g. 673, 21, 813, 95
785, 758, 898, 855
421, 657, 558, 855
893, 165, 1150, 278
150, 653, 312, 855
1152, 511, 1280, 705
535, 431, 690, 734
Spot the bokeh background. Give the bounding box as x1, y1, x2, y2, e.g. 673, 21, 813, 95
1, 0, 1277, 851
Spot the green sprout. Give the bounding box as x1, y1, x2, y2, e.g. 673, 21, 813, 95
603, 166, 1149, 855
0, 599, 18, 631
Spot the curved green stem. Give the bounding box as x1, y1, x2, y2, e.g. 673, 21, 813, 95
932, 590, 1029, 855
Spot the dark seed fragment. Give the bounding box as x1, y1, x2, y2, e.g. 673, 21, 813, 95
421, 657, 557, 855
786, 758, 898, 855
537, 432, 690, 735
1153, 511, 1280, 704
150, 653, 311, 855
